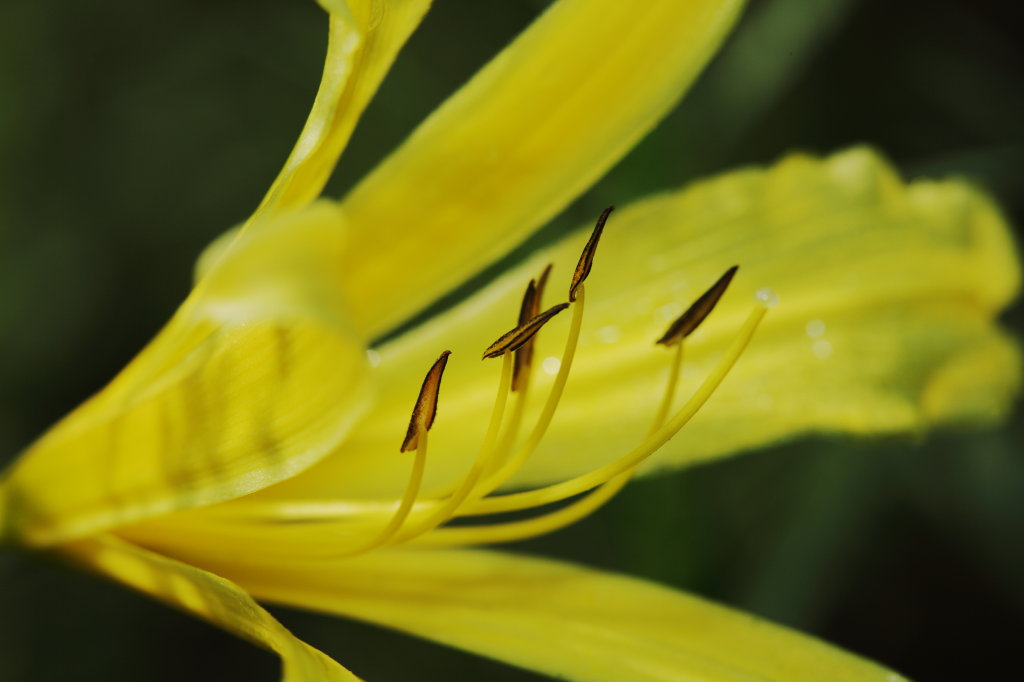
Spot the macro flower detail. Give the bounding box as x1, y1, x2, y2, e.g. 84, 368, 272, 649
1, 0, 1020, 681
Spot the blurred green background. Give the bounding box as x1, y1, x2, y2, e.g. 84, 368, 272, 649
1, 0, 1021, 680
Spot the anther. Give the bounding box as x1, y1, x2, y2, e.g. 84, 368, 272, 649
512, 263, 554, 391
656, 265, 738, 346
482, 303, 569, 359
569, 205, 614, 302
474, 221, 602, 493
535, 262, 552, 301
400, 350, 451, 452
519, 279, 539, 326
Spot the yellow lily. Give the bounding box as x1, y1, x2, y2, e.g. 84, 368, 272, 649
1, 0, 1020, 680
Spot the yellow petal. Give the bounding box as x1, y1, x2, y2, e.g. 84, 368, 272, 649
256, 147, 1020, 501
161, 544, 904, 682
252, 0, 431, 220
339, 0, 748, 337
63, 534, 359, 682
2, 202, 371, 547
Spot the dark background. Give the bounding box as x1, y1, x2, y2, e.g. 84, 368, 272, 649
1, 0, 1022, 680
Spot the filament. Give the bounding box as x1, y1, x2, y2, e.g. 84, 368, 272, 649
180, 212, 776, 558
473, 284, 587, 496
465, 303, 767, 516
334, 429, 428, 555
390, 350, 514, 542
650, 342, 684, 433
416, 328, 687, 547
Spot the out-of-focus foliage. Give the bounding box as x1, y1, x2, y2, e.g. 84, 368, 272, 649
0, 0, 1020, 680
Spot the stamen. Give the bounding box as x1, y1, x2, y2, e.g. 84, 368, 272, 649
473, 283, 586, 495
474, 207, 614, 494
569, 205, 613, 302
494, 266, 555, 475
429, 277, 744, 544
649, 342, 684, 433
391, 350, 515, 542
337, 352, 449, 556
482, 303, 569, 359
218, 208, 772, 555
656, 266, 738, 346
337, 428, 429, 555
411, 469, 627, 547
649, 266, 738, 426
400, 350, 451, 452
465, 296, 769, 516
415, 311, 689, 548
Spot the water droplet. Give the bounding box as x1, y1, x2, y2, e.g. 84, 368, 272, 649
633, 296, 654, 314
542, 356, 561, 375
812, 339, 833, 359
805, 319, 826, 339
656, 301, 683, 323
366, 349, 381, 367
596, 325, 621, 344
755, 288, 779, 308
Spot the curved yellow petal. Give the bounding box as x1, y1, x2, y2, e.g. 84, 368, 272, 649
252, 0, 431, 220
64, 534, 359, 682
160, 544, 904, 682
2, 202, 371, 547
256, 147, 1020, 501
340, 0, 748, 337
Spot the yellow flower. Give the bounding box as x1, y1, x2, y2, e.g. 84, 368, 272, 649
0, 0, 1020, 680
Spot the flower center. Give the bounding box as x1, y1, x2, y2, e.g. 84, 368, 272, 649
196, 207, 773, 558
329, 207, 770, 555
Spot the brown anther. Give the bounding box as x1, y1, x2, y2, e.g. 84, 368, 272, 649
483, 303, 569, 360
400, 350, 451, 452
512, 264, 555, 391
512, 279, 538, 391
535, 262, 553, 306
518, 279, 539, 327
569, 206, 614, 302
656, 266, 739, 346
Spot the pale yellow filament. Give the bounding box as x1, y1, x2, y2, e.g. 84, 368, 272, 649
196, 289, 585, 528
484, 382, 531, 478
389, 351, 514, 542
191, 291, 766, 554
412, 340, 686, 547
473, 285, 587, 497
333, 429, 428, 555
465, 303, 767, 516
411, 471, 627, 547
651, 342, 684, 433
